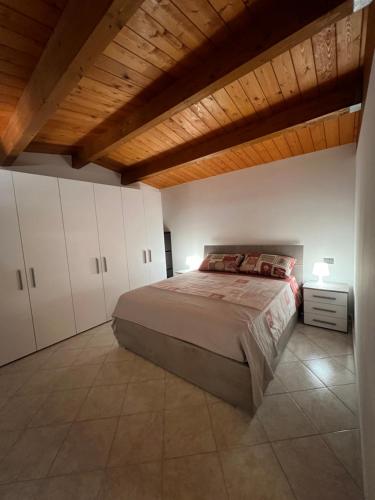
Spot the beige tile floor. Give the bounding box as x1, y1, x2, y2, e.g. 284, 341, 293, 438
0, 321, 363, 500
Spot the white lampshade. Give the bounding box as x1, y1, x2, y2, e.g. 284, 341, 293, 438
312, 262, 330, 283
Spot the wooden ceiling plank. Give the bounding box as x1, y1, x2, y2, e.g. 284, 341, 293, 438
0, 27, 43, 58
290, 38, 318, 96
271, 51, 301, 102
272, 135, 293, 158
224, 80, 257, 120
309, 121, 327, 150
284, 130, 304, 155
295, 126, 315, 153
336, 10, 362, 76
323, 116, 340, 147
338, 112, 356, 143
0, 0, 61, 29
120, 80, 361, 184
74, 0, 355, 167
0, 0, 144, 165
312, 24, 338, 88
0, 5, 52, 44
254, 62, 284, 110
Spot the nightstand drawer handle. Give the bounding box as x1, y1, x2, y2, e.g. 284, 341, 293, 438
312, 319, 337, 326
312, 307, 336, 313
312, 294, 336, 301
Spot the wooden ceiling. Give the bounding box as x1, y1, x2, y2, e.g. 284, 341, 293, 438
0, 0, 372, 188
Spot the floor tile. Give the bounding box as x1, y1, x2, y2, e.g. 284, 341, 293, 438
87, 330, 115, 348
130, 358, 166, 383
53, 364, 101, 391
209, 400, 267, 449
38, 470, 105, 500
287, 334, 328, 360
55, 333, 91, 351
0, 393, 48, 431
275, 361, 324, 392
122, 379, 165, 415
102, 462, 162, 500
292, 388, 358, 433
220, 444, 295, 500
279, 348, 298, 363
29, 388, 88, 427
165, 377, 205, 409
164, 404, 216, 459
17, 369, 65, 395
164, 453, 227, 500
329, 384, 358, 414
323, 430, 363, 489
109, 412, 163, 466
333, 355, 356, 373
0, 424, 69, 483
105, 346, 135, 363
265, 376, 287, 395
273, 435, 363, 500
77, 385, 126, 421
0, 430, 22, 461
94, 361, 134, 386
304, 358, 355, 386
0, 372, 32, 398
304, 330, 353, 356
0, 480, 42, 499
256, 394, 316, 441
41, 349, 83, 369
73, 346, 112, 367
50, 418, 117, 475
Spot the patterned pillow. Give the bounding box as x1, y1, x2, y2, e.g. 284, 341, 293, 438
255, 254, 296, 278
199, 253, 244, 273
239, 253, 261, 274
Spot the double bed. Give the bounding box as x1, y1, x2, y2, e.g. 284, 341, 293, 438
112, 244, 303, 413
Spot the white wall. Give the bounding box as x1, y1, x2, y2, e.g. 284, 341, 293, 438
1, 152, 121, 186
354, 55, 375, 500
162, 144, 356, 285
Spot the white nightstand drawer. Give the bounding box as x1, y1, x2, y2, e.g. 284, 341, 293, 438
304, 288, 347, 307
304, 312, 347, 332
304, 300, 347, 319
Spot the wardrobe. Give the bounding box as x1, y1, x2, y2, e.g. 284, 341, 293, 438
0, 171, 166, 365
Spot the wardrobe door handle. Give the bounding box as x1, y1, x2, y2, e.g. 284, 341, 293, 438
17, 269, 24, 290
103, 256, 108, 272
30, 267, 36, 288
143, 250, 147, 264
95, 257, 100, 274
148, 249, 152, 263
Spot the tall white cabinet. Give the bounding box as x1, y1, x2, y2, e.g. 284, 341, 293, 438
121, 188, 149, 289
0, 171, 35, 365
59, 179, 107, 333
121, 185, 166, 289
143, 187, 167, 283
13, 173, 76, 349
94, 184, 130, 320
0, 172, 166, 365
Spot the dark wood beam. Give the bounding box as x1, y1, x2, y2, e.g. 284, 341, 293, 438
0, 0, 143, 165
73, 0, 355, 168
121, 79, 362, 184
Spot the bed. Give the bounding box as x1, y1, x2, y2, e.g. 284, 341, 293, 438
112, 244, 303, 413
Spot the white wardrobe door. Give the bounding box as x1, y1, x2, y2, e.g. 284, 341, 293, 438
143, 187, 166, 283
0, 171, 36, 365
121, 188, 149, 289
94, 184, 130, 320
13, 172, 76, 349
59, 179, 106, 332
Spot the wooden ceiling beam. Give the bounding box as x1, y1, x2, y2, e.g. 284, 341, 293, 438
73, 0, 355, 168
121, 78, 362, 185
0, 0, 143, 165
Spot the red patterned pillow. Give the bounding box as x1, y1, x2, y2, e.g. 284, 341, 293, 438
239, 253, 261, 274
255, 254, 296, 278
199, 253, 244, 273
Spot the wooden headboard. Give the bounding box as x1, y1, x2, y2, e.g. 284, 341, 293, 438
204, 244, 304, 285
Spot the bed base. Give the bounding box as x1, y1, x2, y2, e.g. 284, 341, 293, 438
113, 312, 298, 413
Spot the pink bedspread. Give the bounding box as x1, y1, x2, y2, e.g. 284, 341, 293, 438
113, 271, 299, 407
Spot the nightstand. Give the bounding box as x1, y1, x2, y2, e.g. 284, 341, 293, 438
303, 281, 349, 333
